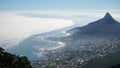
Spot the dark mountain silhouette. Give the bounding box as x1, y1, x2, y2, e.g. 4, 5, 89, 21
0, 47, 32, 68
67, 12, 120, 37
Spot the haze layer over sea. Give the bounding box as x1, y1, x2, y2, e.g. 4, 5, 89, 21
0, 11, 73, 49
0, 10, 120, 60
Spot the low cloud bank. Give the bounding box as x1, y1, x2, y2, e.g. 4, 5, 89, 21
0, 10, 120, 49
0, 11, 74, 49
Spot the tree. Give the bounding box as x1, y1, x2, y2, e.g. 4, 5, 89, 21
0, 47, 32, 68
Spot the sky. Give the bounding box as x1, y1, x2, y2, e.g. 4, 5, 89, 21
0, 0, 120, 10
0, 0, 120, 58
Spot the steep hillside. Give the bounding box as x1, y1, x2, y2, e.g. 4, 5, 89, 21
0, 47, 32, 68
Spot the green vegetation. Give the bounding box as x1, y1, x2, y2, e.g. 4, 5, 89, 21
47, 61, 57, 68
0, 47, 32, 68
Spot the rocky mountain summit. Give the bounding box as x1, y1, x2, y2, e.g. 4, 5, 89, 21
67, 12, 120, 37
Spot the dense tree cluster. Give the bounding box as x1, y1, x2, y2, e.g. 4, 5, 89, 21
0, 47, 32, 68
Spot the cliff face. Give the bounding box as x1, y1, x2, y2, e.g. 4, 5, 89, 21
0, 47, 32, 68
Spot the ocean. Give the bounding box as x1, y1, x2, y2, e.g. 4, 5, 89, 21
0, 10, 120, 60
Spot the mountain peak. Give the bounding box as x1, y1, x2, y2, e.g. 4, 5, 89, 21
67, 12, 120, 36
103, 12, 113, 20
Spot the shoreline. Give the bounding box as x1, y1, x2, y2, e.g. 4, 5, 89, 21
38, 37, 66, 51
0, 11, 74, 49
50, 41, 66, 50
